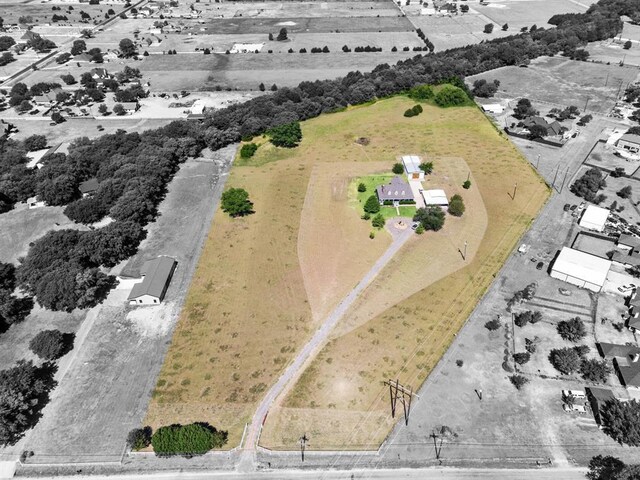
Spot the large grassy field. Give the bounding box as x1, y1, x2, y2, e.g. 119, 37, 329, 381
145, 96, 549, 449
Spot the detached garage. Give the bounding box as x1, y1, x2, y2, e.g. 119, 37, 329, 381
550, 247, 611, 292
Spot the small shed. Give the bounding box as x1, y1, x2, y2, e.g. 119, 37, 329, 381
616, 133, 640, 154
128, 256, 177, 305
550, 247, 611, 292
579, 205, 610, 232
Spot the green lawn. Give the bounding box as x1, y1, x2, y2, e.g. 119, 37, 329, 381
351, 174, 417, 222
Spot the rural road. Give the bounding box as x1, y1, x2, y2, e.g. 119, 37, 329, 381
26, 466, 588, 480
240, 223, 415, 463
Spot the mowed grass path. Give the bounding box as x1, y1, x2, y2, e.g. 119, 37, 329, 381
260, 99, 550, 449
146, 97, 549, 449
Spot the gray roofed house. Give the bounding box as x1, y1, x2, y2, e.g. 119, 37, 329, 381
128, 256, 177, 305
375, 176, 414, 206
597, 342, 640, 388
618, 233, 640, 252
79, 178, 99, 197
597, 342, 640, 359
586, 387, 615, 425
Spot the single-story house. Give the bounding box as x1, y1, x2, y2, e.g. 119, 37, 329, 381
79, 178, 99, 197
586, 387, 616, 425
375, 176, 414, 206
190, 101, 205, 116
401, 155, 424, 181
579, 205, 610, 232
91, 67, 109, 79
20, 30, 39, 42
230, 43, 264, 53
627, 311, 640, 332
597, 342, 640, 388
27, 196, 45, 209
618, 233, 640, 252
550, 247, 612, 292
74, 52, 93, 63
422, 189, 449, 207
32, 89, 61, 106
611, 250, 640, 269
127, 256, 177, 305
121, 102, 139, 113
616, 133, 640, 154
523, 116, 563, 136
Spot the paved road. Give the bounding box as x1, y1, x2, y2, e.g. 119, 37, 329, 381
241, 224, 416, 461
25, 466, 588, 480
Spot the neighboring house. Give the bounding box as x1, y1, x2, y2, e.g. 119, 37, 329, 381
579, 205, 609, 232
597, 342, 640, 388
586, 387, 616, 426
401, 155, 424, 181
422, 189, 449, 207
550, 247, 611, 292
481, 104, 504, 114
616, 133, 640, 154
91, 67, 110, 79
121, 102, 140, 113
32, 91, 59, 106
127, 256, 178, 305
522, 116, 563, 136
20, 30, 39, 43
375, 176, 414, 206
230, 43, 264, 53
79, 178, 99, 197
618, 233, 640, 252
611, 250, 640, 269
74, 53, 93, 63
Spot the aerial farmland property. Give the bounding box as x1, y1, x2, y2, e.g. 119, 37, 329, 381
3, 0, 640, 478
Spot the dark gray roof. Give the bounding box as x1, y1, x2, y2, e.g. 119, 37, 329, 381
597, 342, 640, 359
79, 178, 99, 194
611, 251, 640, 267
619, 133, 640, 145
375, 176, 414, 202
128, 256, 177, 300
587, 387, 615, 402
619, 233, 640, 250
615, 359, 640, 388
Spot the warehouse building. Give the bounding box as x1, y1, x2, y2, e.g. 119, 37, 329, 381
550, 247, 612, 292
579, 205, 610, 232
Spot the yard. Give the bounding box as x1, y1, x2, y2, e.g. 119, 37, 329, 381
146, 94, 549, 450
352, 174, 417, 221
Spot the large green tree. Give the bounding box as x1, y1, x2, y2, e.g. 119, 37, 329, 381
364, 195, 380, 214
413, 206, 445, 231
269, 122, 302, 148
151, 423, 227, 456
601, 399, 640, 446
220, 188, 253, 217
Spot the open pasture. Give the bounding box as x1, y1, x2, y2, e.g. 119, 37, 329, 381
474, 0, 587, 30
0, 3, 107, 25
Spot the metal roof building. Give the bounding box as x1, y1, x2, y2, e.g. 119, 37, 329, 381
128, 256, 177, 305
550, 247, 611, 292
421, 189, 449, 207
401, 155, 424, 181
579, 205, 609, 232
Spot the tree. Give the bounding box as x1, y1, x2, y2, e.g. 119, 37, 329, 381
151, 423, 227, 456
113, 103, 126, 116
502, 23, 509, 31
513, 352, 530, 365
528, 124, 548, 139
463, 180, 471, 189
240, 143, 258, 159
408, 85, 434, 101
277, 28, 288, 41
364, 195, 381, 214
371, 213, 385, 229
580, 358, 612, 383
0, 36, 16, 51
28, 329, 70, 360
268, 33, 274, 41
460, 4, 469, 12
51, 112, 64, 124
485, 319, 501, 331
0, 360, 57, 446
60, 74, 76, 85
23, 135, 47, 152
413, 206, 445, 231
392, 163, 404, 174
98, 104, 108, 115
0, 262, 16, 291
557, 317, 586, 342
509, 374, 528, 390
119, 38, 137, 57
448, 194, 465, 217
617, 185, 632, 199
220, 188, 253, 217
127, 426, 152, 451
71, 39, 86, 56
571, 168, 606, 202
472, 79, 500, 98
513, 98, 538, 119
600, 399, 640, 446
434, 85, 469, 107
484, 23, 494, 34
624, 40, 632, 49
17, 99, 32, 112
269, 121, 302, 148
587, 455, 626, 480
549, 347, 581, 375
357, 183, 366, 193
419, 162, 433, 174
0, 52, 15, 67
515, 310, 542, 327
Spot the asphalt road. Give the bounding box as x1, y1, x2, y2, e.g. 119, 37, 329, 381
27, 466, 588, 480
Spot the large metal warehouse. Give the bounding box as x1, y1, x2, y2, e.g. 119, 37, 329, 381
550, 247, 612, 292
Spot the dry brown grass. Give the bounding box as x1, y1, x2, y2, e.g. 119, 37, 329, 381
145, 96, 549, 449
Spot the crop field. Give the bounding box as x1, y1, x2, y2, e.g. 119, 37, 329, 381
468, 56, 640, 114
258, 100, 549, 450
147, 96, 549, 450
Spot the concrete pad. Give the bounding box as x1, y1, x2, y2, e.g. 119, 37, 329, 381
0, 461, 16, 479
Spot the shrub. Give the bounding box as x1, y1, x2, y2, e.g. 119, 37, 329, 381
580, 358, 612, 383
484, 23, 494, 34
371, 213, 385, 229
415, 224, 424, 235
403, 108, 416, 118
507, 283, 537, 311
484, 319, 501, 331
617, 185, 632, 199
419, 162, 433, 174
408, 84, 434, 100
549, 347, 581, 375
411, 104, 423, 114
557, 317, 586, 342
240, 143, 258, 159
513, 352, 531, 365
509, 374, 528, 390
151, 423, 227, 456
392, 163, 404, 174
127, 426, 152, 450
357, 182, 366, 193
28, 330, 70, 360
448, 194, 465, 217
434, 85, 469, 107
456, 359, 463, 367
463, 180, 471, 189
364, 195, 381, 214
221, 188, 253, 217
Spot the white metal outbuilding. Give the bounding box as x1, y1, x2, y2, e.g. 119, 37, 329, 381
579, 205, 609, 232
550, 247, 611, 292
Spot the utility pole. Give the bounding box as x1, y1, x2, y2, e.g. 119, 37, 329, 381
536, 154, 540, 169
464, 240, 468, 260
560, 166, 570, 193
512, 182, 517, 200
299, 434, 308, 462
552, 164, 560, 190
385, 379, 418, 426
583, 97, 590, 113
605, 72, 610, 87
430, 431, 443, 460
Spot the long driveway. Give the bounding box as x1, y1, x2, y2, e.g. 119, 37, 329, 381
241, 223, 415, 460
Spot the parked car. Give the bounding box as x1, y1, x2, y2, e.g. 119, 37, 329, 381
618, 283, 636, 294
563, 404, 587, 414
559, 288, 572, 296
570, 205, 577, 211
563, 389, 586, 399
536, 262, 544, 270
411, 222, 418, 231
564, 204, 571, 212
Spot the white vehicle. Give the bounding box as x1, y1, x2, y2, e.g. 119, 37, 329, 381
518, 244, 528, 254
562, 389, 586, 399
563, 403, 587, 414
618, 284, 636, 294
